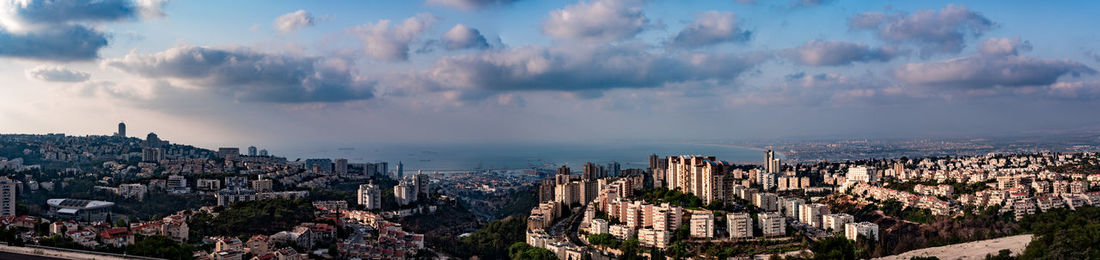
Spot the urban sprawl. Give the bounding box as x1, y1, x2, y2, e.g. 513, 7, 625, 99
0, 123, 1098, 259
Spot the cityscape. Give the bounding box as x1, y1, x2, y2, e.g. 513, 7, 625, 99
3, 0, 1100, 260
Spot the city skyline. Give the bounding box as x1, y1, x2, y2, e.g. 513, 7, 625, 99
3, 0, 1100, 149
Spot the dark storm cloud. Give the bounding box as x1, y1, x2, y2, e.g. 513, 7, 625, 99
667, 11, 751, 49
784, 40, 902, 66
9, 0, 138, 24
849, 4, 993, 58
0, 0, 164, 61
0, 25, 108, 61
103, 46, 374, 103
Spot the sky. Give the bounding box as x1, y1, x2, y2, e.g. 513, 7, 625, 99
2, 0, 1100, 150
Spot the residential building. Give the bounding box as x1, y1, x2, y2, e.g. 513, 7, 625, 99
845, 222, 879, 241
689, 212, 715, 238
822, 213, 854, 233
357, 183, 382, 210
758, 212, 786, 237
0, 177, 16, 216
727, 212, 753, 239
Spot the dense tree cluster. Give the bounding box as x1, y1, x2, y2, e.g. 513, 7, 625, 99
1017, 206, 1100, 259
638, 188, 703, 208
442, 217, 527, 259
187, 199, 316, 238
507, 242, 557, 260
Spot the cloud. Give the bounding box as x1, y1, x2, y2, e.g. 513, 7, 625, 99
135, 0, 168, 18
849, 4, 993, 58
442, 24, 490, 50
274, 10, 314, 33
1088, 51, 1100, 63
784, 40, 901, 66
0, 0, 162, 61
790, 0, 833, 8
1045, 81, 1100, 100
0, 0, 139, 27
892, 54, 1095, 89
542, 0, 649, 42
0, 25, 109, 61
667, 11, 750, 49
25, 65, 91, 82
425, 0, 520, 11
103, 46, 375, 103
349, 13, 436, 61
977, 37, 1031, 56
425, 45, 769, 97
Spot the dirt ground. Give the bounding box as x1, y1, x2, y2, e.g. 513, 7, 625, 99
874, 234, 1033, 260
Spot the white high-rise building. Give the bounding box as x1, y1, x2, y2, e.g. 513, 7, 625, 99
727, 213, 753, 239
394, 180, 417, 206
822, 213, 854, 233
689, 212, 715, 238
666, 155, 731, 205
335, 158, 348, 176
589, 219, 609, 234
763, 150, 775, 173
846, 166, 878, 183
753, 193, 779, 212
781, 197, 805, 218
799, 203, 830, 229
845, 222, 879, 241
758, 212, 786, 237
0, 177, 15, 216
357, 183, 381, 210
413, 172, 430, 196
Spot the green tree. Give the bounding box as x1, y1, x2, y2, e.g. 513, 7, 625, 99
811, 235, 856, 260
127, 235, 195, 260
507, 242, 557, 260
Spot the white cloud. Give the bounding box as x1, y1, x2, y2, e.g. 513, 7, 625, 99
425, 0, 520, 11
274, 10, 315, 33
25, 65, 91, 82
667, 11, 750, 49
442, 24, 490, 50
542, 0, 649, 42
978, 37, 1032, 56
349, 13, 436, 61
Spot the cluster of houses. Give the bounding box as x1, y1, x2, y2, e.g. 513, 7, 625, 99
338, 209, 425, 259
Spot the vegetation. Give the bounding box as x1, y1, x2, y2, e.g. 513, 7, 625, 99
507, 242, 557, 260
879, 199, 933, 223
127, 235, 195, 260
443, 217, 527, 259
808, 235, 856, 260
1017, 206, 1100, 259
187, 199, 316, 239
587, 233, 621, 248
638, 188, 703, 208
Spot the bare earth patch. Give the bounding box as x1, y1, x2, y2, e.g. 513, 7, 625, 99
874, 234, 1033, 260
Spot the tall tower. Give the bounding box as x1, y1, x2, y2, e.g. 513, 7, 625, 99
0, 177, 15, 217
117, 122, 126, 138
764, 150, 775, 173
396, 162, 404, 180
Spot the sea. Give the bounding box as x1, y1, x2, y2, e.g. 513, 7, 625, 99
273, 142, 766, 172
